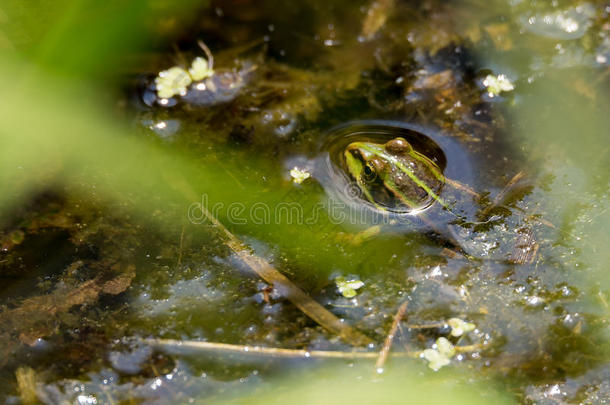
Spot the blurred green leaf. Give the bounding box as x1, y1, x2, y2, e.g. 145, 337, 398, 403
209, 363, 514, 405
1, 0, 202, 77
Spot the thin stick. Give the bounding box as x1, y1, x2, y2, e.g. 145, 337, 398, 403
493, 171, 525, 206
476, 173, 577, 241
405, 322, 445, 329
375, 301, 408, 372
170, 178, 373, 346
147, 338, 388, 359
480, 171, 525, 218
197, 40, 214, 70
144, 338, 484, 360
445, 178, 480, 198
514, 209, 557, 230
223, 234, 372, 346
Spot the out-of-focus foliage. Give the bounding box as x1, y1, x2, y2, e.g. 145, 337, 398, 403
0, 0, 203, 77
0, 0, 608, 403
211, 363, 513, 405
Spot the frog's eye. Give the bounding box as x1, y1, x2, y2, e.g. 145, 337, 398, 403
385, 137, 412, 154
363, 163, 377, 181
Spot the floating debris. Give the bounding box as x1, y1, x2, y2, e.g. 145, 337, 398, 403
335, 276, 365, 298
155, 66, 193, 99
482, 74, 514, 97
149, 40, 230, 105
290, 167, 311, 184
155, 56, 215, 100
421, 337, 456, 371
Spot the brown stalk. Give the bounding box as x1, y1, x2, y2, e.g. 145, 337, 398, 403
145, 338, 483, 360
375, 300, 409, 372
172, 179, 373, 347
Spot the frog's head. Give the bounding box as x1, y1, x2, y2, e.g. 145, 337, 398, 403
345, 143, 385, 182
343, 137, 445, 211
344, 137, 414, 183
344, 138, 408, 208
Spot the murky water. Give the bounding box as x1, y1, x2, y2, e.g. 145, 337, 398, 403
0, 0, 608, 403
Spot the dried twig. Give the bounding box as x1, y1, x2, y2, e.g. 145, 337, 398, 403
405, 322, 445, 329
146, 338, 390, 359
197, 40, 214, 70
171, 179, 372, 346
375, 300, 408, 372
225, 239, 372, 346
445, 178, 480, 198
479, 171, 525, 218
144, 338, 483, 360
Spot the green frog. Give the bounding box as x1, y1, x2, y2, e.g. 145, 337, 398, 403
343, 137, 450, 213
341, 135, 539, 264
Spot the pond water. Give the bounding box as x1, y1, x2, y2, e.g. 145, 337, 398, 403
0, 0, 608, 403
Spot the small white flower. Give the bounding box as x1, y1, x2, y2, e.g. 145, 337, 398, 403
290, 167, 311, 184
482, 74, 514, 97
155, 66, 192, 99
335, 276, 365, 298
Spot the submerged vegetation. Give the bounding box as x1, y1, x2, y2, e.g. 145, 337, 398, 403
0, 0, 608, 403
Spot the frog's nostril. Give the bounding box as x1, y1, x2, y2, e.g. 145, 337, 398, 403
349, 148, 362, 159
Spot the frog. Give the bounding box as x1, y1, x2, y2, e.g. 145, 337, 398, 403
341, 135, 539, 264
343, 137, 450, 213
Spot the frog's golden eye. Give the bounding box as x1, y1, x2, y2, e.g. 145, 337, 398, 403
363, 158, 386, 181
385, 137, 412, 154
